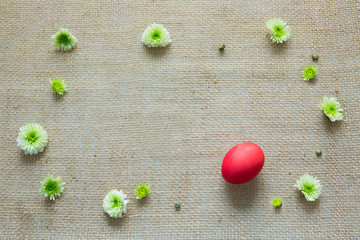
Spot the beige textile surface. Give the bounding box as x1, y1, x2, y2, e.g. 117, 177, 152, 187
1, 0, 360, 239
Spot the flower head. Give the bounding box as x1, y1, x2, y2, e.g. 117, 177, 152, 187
272, 197, 282, 208
303, 65, 318, 81
17, 123, 48, 155
312, 53, 319, 61
319, 97, 343, 122
315, 149, 322, 157
266, 18, 291, 43
142, 23, 171, 47
295, 174, 322, 201
218, 43, 225, 51
134, 183, 150, 199
50, 78, 68, 94
103, 190, 129, 218
319, 97, 343, 121
40, 175, 65, 200
52, 28, 77, 51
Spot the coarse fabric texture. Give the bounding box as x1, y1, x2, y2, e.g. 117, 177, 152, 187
0, 0, 359, 239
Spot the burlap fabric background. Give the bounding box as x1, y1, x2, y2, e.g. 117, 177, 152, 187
1, 0, 359, 239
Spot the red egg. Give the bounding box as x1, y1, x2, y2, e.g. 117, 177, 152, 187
221, 142, 265, 184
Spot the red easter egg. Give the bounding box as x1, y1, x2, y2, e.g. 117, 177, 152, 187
221, 142, 265, 184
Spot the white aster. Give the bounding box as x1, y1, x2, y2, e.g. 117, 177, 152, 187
319, 96, 343, 122
142, 23, 171, 47
52, 28, 77, 51
17, 123, 48, 155
103, 190, 129, 218
295, 174, 322, 201
266, 18, 291, 43
40, 175, 65, 201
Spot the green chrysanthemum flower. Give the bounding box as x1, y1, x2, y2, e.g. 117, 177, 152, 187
52, 28, 77, 51
40, 175, 65, 200
175, 202, 181, 210
303, 65, 318, 81
295, 174, 322, 201
17, 123, 48, 155
134, 183, 150, 199
312, 53, 319, 61
50, 78, 68, 94
319, 96, 343, 121
266, 18, 291, 43
315, 149, 322, 157
103, 190, 129, 218
218, 43, 225, 51
272, 197, 282, 208
142, 23, 171, 47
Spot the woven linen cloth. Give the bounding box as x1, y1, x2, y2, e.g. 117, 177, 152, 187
1, 0, 359, 239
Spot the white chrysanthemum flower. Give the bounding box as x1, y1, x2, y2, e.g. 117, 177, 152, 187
142, 23, 171, 47
266, 18, 291, 43
319, 97, 343, 122
17, 123, 48, 155
52, 28, 77, 51
103, 190, 129, 218
40, 175, 65, 201
295, 174, 322, 201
